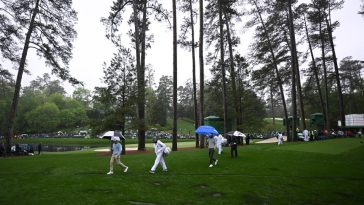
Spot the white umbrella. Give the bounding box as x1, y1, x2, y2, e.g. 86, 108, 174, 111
100, 131, 125, 140
227, 131, 246, 138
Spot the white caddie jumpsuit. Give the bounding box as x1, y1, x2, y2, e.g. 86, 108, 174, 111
150, 140, 167, 172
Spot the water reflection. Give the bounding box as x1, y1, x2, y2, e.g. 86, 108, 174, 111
38, 145, 94, 152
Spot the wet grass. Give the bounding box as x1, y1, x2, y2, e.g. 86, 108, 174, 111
1, 138, 364, 204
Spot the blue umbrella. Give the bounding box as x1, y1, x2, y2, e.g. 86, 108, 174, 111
195, 125, 219, 135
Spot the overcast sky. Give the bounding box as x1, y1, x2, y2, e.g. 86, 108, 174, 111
21, 0, 364, 95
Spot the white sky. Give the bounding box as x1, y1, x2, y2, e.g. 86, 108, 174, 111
17, 0, 364, 95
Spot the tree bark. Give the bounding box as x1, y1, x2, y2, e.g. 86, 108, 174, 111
224, 11, 239, 129
133, 0, 145, 150
295, 55, 306, 130
283, 8, 305, 131
189, 0, 199, 148
270, 83, 275, 125
253, 0, 290, 140
237, 66, 243, 126
122, 65, 126, 155
219, 0, 228, 138
303, 13, 326, 126
319, 8, 330, 131
199, 0, 205, 148
172, 0, 178, 151
288, 0, 298, 141
326, 16, 345, 128
6, 0, 41, 154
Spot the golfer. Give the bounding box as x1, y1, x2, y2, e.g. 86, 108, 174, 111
150, 137, 168, 174
107, 137, 128, 175
207, 134, 218, 167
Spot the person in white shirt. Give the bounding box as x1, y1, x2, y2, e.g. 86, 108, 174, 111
303, 129, 309, 141
277, 132, 283, 146
107, 137, 128, 175
150, 137, 168, 174
216, 134, 223, 155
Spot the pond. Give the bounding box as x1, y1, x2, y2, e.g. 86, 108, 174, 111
34, 145, 101, 152
43, 145, 95, 152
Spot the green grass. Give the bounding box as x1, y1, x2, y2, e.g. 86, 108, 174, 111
263, 118, 285, 132
12, 137, 112, 146
279, 138, 363, 154
1, 138, 364, 204
166, 117, 196, 135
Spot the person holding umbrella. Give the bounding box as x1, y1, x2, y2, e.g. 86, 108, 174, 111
149, 137, 168, 174
195, 125, 220, 167
107, 136, 128, 175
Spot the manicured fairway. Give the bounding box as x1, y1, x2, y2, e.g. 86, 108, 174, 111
1, 138, 364, 205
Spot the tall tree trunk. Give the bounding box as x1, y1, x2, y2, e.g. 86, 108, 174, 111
224, 11, 239, 129
303, 13, 326, 125
325, 16, 345, 128
189, 0, 199, 148
253, 0, 290, 140
121, 65, 127, 155
270, 83, 275, 125
295, 56, 306, 130
288, 0, 298, 141
199, 0, 205, 148
283, 11, 306, 131
140, 0, 147, 149
6, 0, 41, 154
237, 67, 243, 126
172, 0, 178, 151
319, 9, 330, 131
133, 0, 144, 150
219, 0, 228, 138
0, 77, 5, 97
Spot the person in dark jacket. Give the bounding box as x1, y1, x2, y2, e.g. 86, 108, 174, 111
230, 135, 238, 158
37, 143, 42, 155
245, 134, 250, 145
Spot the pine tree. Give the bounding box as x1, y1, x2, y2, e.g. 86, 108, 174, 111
1, 0, 79, 154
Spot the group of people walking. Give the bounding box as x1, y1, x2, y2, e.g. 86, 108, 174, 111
107, 134, 245, 175
107, 136, 169, 175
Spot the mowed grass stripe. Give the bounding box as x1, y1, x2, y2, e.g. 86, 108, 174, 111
276, 138, 364, 154
1, 138, 364, 205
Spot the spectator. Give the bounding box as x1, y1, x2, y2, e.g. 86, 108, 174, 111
230, 135, 238, 158
277, 132, 283, 146
0, 142, 5, 156
245, 134, 250, 145
37, 143, 42, 155
303, 129, 309, 142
